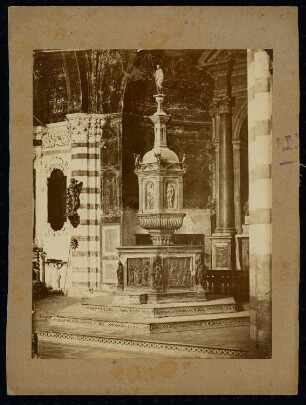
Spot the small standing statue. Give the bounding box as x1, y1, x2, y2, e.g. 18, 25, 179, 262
117, 260, 124, 290
181, 154, 187, 170
133, 153, 141, 170
151, 257, 163, 289
166, 183, 175, 209
195, 253, 206, 293
154, 65, 164, 94
143, 265, 150, 285
154, 152, 162, 167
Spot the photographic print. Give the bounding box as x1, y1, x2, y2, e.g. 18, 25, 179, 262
32, 48, 272, 360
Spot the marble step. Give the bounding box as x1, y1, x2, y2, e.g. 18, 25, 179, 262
36, 327, 249, 359
82, 297, 237, 318
49, 310, 249, 334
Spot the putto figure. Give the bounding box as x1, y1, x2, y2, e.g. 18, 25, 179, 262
154, 65, 164, 94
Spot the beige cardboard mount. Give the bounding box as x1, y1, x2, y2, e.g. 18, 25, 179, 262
7, 6, 299, 395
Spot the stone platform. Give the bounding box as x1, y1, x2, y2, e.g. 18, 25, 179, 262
34, 294, 250, 358
112, 290, 207, 305
46, 296, 249, 334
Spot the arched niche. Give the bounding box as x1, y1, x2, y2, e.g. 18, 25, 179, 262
47, 169, 67, 231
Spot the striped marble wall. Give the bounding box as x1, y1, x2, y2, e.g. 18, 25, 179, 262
67, 113, 104, 293
247, 49, 272, 356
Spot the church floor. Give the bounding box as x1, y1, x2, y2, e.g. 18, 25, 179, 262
33, 294, 251, 359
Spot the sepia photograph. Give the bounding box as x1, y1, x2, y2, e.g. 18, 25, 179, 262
32, 48, 273, 360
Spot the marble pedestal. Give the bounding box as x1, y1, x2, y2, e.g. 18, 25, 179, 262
209, 233, 235, 271
115, 245, 206, 305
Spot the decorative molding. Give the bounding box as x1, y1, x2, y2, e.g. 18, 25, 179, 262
37, 330, 249, 358
49, 314, 249, 332
44, 156, 69, 176
83, 303, 236, 316
138, 213, 185, 231
43, 122, 71, 148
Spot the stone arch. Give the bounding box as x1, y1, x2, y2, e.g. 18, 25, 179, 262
233, 99, 248, 141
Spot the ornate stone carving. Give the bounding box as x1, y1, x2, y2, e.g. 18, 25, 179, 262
45, 156, 69, 176
66, 178, 83, 228
127, 258, 150, 287
135, 91, 186, 245
138, 213, 185, 231
164, 257, 191, 288
43, 122, 71, 148
151, 256, 163, 289
88, 115, 105, 141
216, 96, 232, 115
67, 114, 90, 142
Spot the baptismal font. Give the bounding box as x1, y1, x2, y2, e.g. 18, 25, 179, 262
115, 66, 206, 304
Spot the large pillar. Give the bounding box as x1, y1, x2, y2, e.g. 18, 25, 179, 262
66, 113, 104, 295
207, 61, 236, 271
217, 96, 235, 234
247, 49, 272, 357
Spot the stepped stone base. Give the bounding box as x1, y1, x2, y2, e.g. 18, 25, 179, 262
35, 295, 250, 358
36, 328, 249, 358
112, 290, 207, 305
83, 296, 236, 318
47, 296, 248, 334
49, 311, 249, 334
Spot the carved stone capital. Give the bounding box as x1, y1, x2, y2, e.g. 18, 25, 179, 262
66, 113, 90, 142
215, 96, 232, 115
